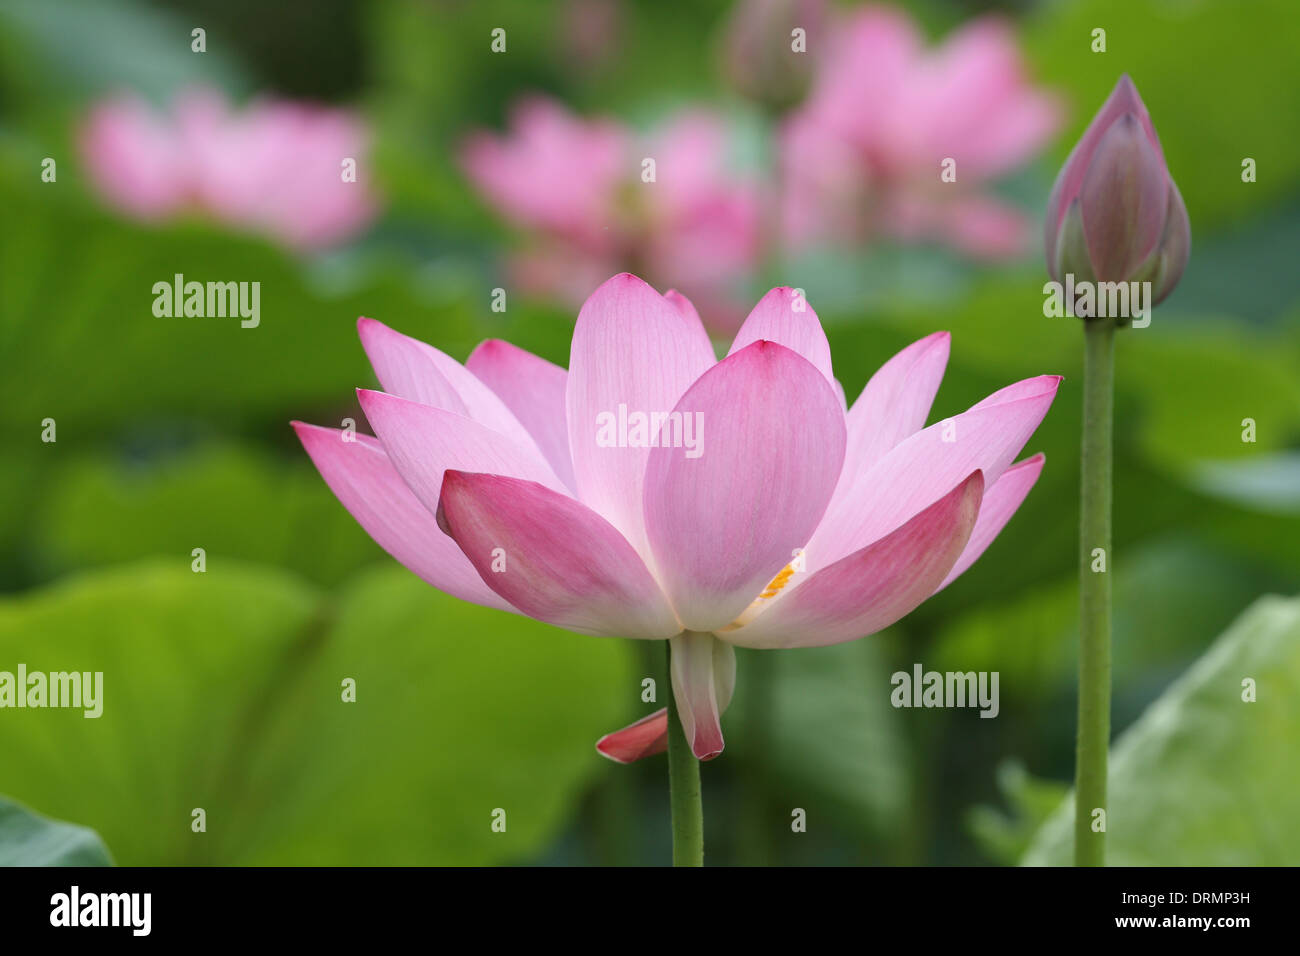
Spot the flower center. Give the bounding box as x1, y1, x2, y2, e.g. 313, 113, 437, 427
719, 559, 799, 632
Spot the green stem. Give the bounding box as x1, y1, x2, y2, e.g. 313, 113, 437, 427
737, 648, 774, 866
1075, 318, 1114, 866
665, 642, 704, 866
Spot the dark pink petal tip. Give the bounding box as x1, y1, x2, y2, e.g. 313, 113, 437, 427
694, 740, 725, 761
595, 709, 669, 764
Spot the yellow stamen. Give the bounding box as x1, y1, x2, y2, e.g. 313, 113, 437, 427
758, 565, 796, 599
718, 559, 803, 633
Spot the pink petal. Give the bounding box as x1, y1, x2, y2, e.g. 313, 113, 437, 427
566, 274, 716, 560
596, 709, 669, 764
805, 374, 1058, 573
937, 453, 1044, 591
594, 636, 737, 764
670, 632, 735, 760
725, 471, 984, 649
841, 331, 951, 489
1079, 112, 1169, 281
466, 339, 576, 490
1152, 180, 1191, 306
356, 388, 564, 521
664, 288, 703, 326
292, 422, 514, 612
726, 287, 835, 389
436, 471, 680, 639
357, 318, 541, 455
1046, 74, 1163, 255
643, 341, 846, 632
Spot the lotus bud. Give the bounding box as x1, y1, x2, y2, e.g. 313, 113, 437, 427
720, 0, 825, 113
1045, 74, 1189, 307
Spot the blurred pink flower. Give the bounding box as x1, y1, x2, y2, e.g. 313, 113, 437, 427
295, 274, 1056, 761
781, 6, 1061, 259
80, 88, 379, 251
460, 97, 761, 331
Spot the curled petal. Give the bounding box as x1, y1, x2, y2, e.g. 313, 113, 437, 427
803, 374, 1057, 573
292, 423, 513, 612
594, 640, 736, 764
436, 472, 680, 639
936, 453, 1044, 591
670, 632, 735, 760
725, 472, 983, 649
596, 709, 669, 764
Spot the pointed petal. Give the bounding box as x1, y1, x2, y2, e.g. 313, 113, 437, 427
938, 453, 1044, 591
437, 471, 679, 638
466, 338, 576, 490
804, 375, 1058, 573
1079, 112, 1169, 280
357, 388, 564, 520
725, 472, 983, 648
292, 422, 514, 612
1046, 73, 1163, 254
841, 331, 950, 488
644, 341, 847, 632
670, 632, 734, 760
726, 287, 834, 388
594, 639, 736, 764
596, 709, 669, 763
1051, 197, 1096, 284
357, 317, 540, 453
566, 274, 716, 559
1150, 180, 1190, 306
664, 288, 703, 326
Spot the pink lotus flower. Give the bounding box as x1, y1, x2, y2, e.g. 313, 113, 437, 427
80, 88, 379, 250
1045, 74, 1189, 304
460, 97, 761, 331
781, 6, 1061, 258
294, 274, 1057, 761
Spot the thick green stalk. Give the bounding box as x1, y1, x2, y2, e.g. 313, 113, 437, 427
737, 648, 774, 866
1075, 318, 1114, 866
665, 642, 704, 866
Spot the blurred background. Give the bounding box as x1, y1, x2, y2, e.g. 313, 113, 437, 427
1, 0, 1298, 866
